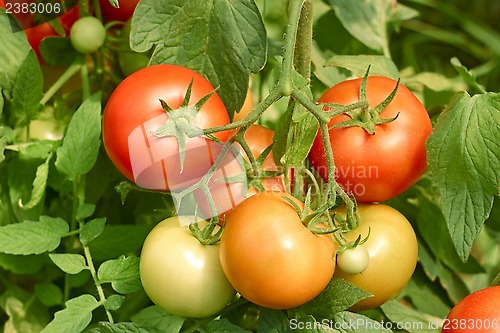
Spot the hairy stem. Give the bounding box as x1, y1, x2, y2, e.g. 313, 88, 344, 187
83, 242, 114, 323
294, 0, 313, 82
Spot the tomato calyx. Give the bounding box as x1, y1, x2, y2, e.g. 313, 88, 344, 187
151, 79, 218, 171
189, 218, 222, 245
281, 190, 340, 235
321, 67, 400, 135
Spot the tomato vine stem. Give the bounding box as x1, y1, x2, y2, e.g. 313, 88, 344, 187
40, 59, 82, 105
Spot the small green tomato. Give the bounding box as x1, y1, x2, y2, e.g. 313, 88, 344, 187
336, 245, 370, 275
70, 17, 106, 53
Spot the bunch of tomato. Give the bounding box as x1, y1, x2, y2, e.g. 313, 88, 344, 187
99, 53, 435, 320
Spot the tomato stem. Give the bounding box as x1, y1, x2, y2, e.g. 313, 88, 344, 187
40, 59, 82, 105
293, 0, 313, 84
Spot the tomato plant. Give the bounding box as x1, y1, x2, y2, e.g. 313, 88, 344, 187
140, 216, 236, 318
442, 286, 500, 333
333, 204, 418, 311
70, 16, 106, 54
220, 191, 335, 309
308, 76, 432, 202
2, 0, 500, 332
102, 64, 231, 191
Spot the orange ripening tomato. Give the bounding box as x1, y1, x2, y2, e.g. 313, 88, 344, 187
308, 76, 432, 202
220, 191, 335, 309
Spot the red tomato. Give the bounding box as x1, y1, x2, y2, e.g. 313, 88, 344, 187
99, 0, 140, 22
102, 64, 231, 191
220, 191, 336, 309
308, 76, 432, 202
442, 286, 500, 333
193, 124, 285, 220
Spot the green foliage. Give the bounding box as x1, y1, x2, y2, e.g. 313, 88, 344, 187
1, 0, 500, 332
427, 92, 500, 261
130, 0, 267, 115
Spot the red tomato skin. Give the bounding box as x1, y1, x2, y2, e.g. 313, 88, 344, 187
99, 0, 139, 22
102, 64, 230, 191
308, 76, 432, 202
442, 286, 500, 333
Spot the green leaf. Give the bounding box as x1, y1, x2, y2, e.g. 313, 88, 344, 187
416, 198, 484, 274
450, 57, 486, 93
11, 50, 43, 126
40, 294, 100, 333
0, 216, 68, 255
76, 203, 96, 221
18, 140, 55, 159
8, 153, 45, 221
206, 318, 252, 332
87, 322, 155, 333
257, 308, 290, 333
0, 253, 46, 274
130, 0, 267, 114
80, 217, 106, 246
49, 253, 87, 274
333, 312, 392, 333
0, 284, 49, 333
404, 72, 465, 92
39, 36, 79, 66
97, 255, 142, 294
327, 0, 392, 55
381, 300, 441, 333
35, 282, 63, 307
90, 225, 152, 261
18, 153, 53, 210
104, 295, 125, 311
289, 279, 372, 320
324, 55, 399, 79
417, 241, 439, 281
273, 100, 319, 168
403, 269, 453, 318
131, 306, 185, 333
0, 126, 14, 164
435, 260, 469, 304
55, 93, 102, 181
426, 92, 500, 261
0, 11, 30, 86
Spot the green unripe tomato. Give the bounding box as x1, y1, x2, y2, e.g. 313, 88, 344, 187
336, 246, 370, 275
70, 17, 106, 53
140, 216, 236, 318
